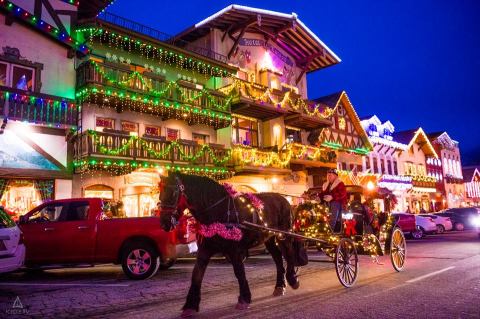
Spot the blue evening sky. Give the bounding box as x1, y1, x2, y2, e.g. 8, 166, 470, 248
107, 0, 480, 164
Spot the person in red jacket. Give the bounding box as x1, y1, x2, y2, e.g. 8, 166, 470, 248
320, 169, 347, 232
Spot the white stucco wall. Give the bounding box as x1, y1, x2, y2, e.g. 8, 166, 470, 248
0, 14, 76, 99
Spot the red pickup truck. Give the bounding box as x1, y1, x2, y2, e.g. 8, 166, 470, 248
18, 198, 177, 280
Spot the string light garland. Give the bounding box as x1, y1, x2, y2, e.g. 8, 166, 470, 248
220, 80, 335, 120
76, 85, 232, 129
232, 144, 292, 168
74, 158, 233, 180
75, 28, 233, 77
85, 60, 232, 111
1, 89, 77, 128
87, 130, 232, 165
0, 0, 88, 54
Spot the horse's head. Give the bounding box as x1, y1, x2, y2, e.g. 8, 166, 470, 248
159, 173, 191, 232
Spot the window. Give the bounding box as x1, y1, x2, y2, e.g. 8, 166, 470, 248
145, 125, 161, 137
28, 203, 67, 223
232, 116, 258, 147
373, 157, 379, 174
286, 128, 302, 144
0, 60, 36, 91
380, 158, 386, 174
0, 62, 7, 86
96, 117, 115, 131
63, 202, 89, 221
166, 128, 179, 141
386, 159, 392, 175
121, 121, 138, 133
193, 133, 209, 145
365, 156, 371, 172
12, 65, 34, 91
393, 160, 398, 175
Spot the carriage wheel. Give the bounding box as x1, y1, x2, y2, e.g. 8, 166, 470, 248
335, 238, 358, 288
390, 227, 406, 272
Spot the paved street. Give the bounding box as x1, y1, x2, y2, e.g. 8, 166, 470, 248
1, 231, 479, 319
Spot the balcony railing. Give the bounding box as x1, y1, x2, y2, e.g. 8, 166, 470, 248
74, 130, 231, 167
0, 86, 77, 127
96, 12, 228, 64
76, 60, 231, 113
219, 79, 335, 120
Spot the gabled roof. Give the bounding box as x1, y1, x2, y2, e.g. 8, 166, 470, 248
428, 131, 459, 147
394, 127, 438, 158
313, 91, 374, 151
78, 0, 114, 19
463, 167, 480, 182
173, 4, 341, 73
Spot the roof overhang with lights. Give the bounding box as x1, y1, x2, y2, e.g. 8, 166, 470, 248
174, 4, 341, 73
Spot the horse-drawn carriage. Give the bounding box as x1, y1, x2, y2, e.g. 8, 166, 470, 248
158, 173, 407, 316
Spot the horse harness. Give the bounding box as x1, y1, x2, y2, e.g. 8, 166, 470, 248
161, 177, 243, 228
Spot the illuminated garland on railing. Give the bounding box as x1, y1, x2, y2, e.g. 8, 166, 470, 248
220, 80, 335, 119
232, 144, 292, 168
87, 130, 232, 165
76, 86, 232, 129
74, 158, 233, 179
76, 28, 232, 77
87, 61, 232, 111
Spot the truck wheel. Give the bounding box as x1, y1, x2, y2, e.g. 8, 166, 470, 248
121, 242, 160, 280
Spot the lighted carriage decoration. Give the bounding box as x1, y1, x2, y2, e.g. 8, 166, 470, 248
245, 185, 407, 288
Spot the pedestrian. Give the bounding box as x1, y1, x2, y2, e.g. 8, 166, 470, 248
319, 168, 347, 232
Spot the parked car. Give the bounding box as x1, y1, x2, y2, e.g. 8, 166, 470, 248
18, 198, 178, 280
391, 213, 421, 239
435, 207, 480, 231
0, 206, 25, 274
419, 214, 453, 233
414, 215, 438, 237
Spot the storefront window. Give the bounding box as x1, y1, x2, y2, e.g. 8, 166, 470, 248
84, 184, 114, 200
0, 180, 43, 217
232, 116, 258, 147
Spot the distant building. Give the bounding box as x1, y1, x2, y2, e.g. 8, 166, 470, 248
463, 166, 480, 206
393, 128, 438, 213
428, 132, 465, 209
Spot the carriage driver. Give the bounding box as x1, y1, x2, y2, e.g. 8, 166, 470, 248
320, 169, 348, 232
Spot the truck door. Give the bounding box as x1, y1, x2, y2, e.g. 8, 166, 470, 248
20, 202, 69, 264
56, 200, 96, 263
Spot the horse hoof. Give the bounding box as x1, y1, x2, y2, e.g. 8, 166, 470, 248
235, 302, 250, 310
273, 287, 286, 296
290, 280, 300, 290
181, 309, 196, 318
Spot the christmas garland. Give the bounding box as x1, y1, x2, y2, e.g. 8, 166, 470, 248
87, 130, 232, 165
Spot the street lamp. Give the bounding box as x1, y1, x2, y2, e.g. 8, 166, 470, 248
367, 181, 375, 191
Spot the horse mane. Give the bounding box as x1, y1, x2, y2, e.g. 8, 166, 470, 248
173, 173, 228, 217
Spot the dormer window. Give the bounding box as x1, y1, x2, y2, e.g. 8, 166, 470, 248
369, 124, 377, 132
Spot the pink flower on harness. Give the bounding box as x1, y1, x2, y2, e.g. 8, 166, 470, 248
199, 223, 243, 241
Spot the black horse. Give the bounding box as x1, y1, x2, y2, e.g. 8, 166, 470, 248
159, 173, 300, 317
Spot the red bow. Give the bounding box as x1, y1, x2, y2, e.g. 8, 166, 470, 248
343, 220, 357, 236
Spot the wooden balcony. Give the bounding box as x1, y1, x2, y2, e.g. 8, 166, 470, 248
73, 130, 230, 173
75, 61, 231, 129
0, 86, 77, 127
220, 79, 333, 129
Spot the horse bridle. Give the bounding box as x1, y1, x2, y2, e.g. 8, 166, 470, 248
160, 177, 189, 230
